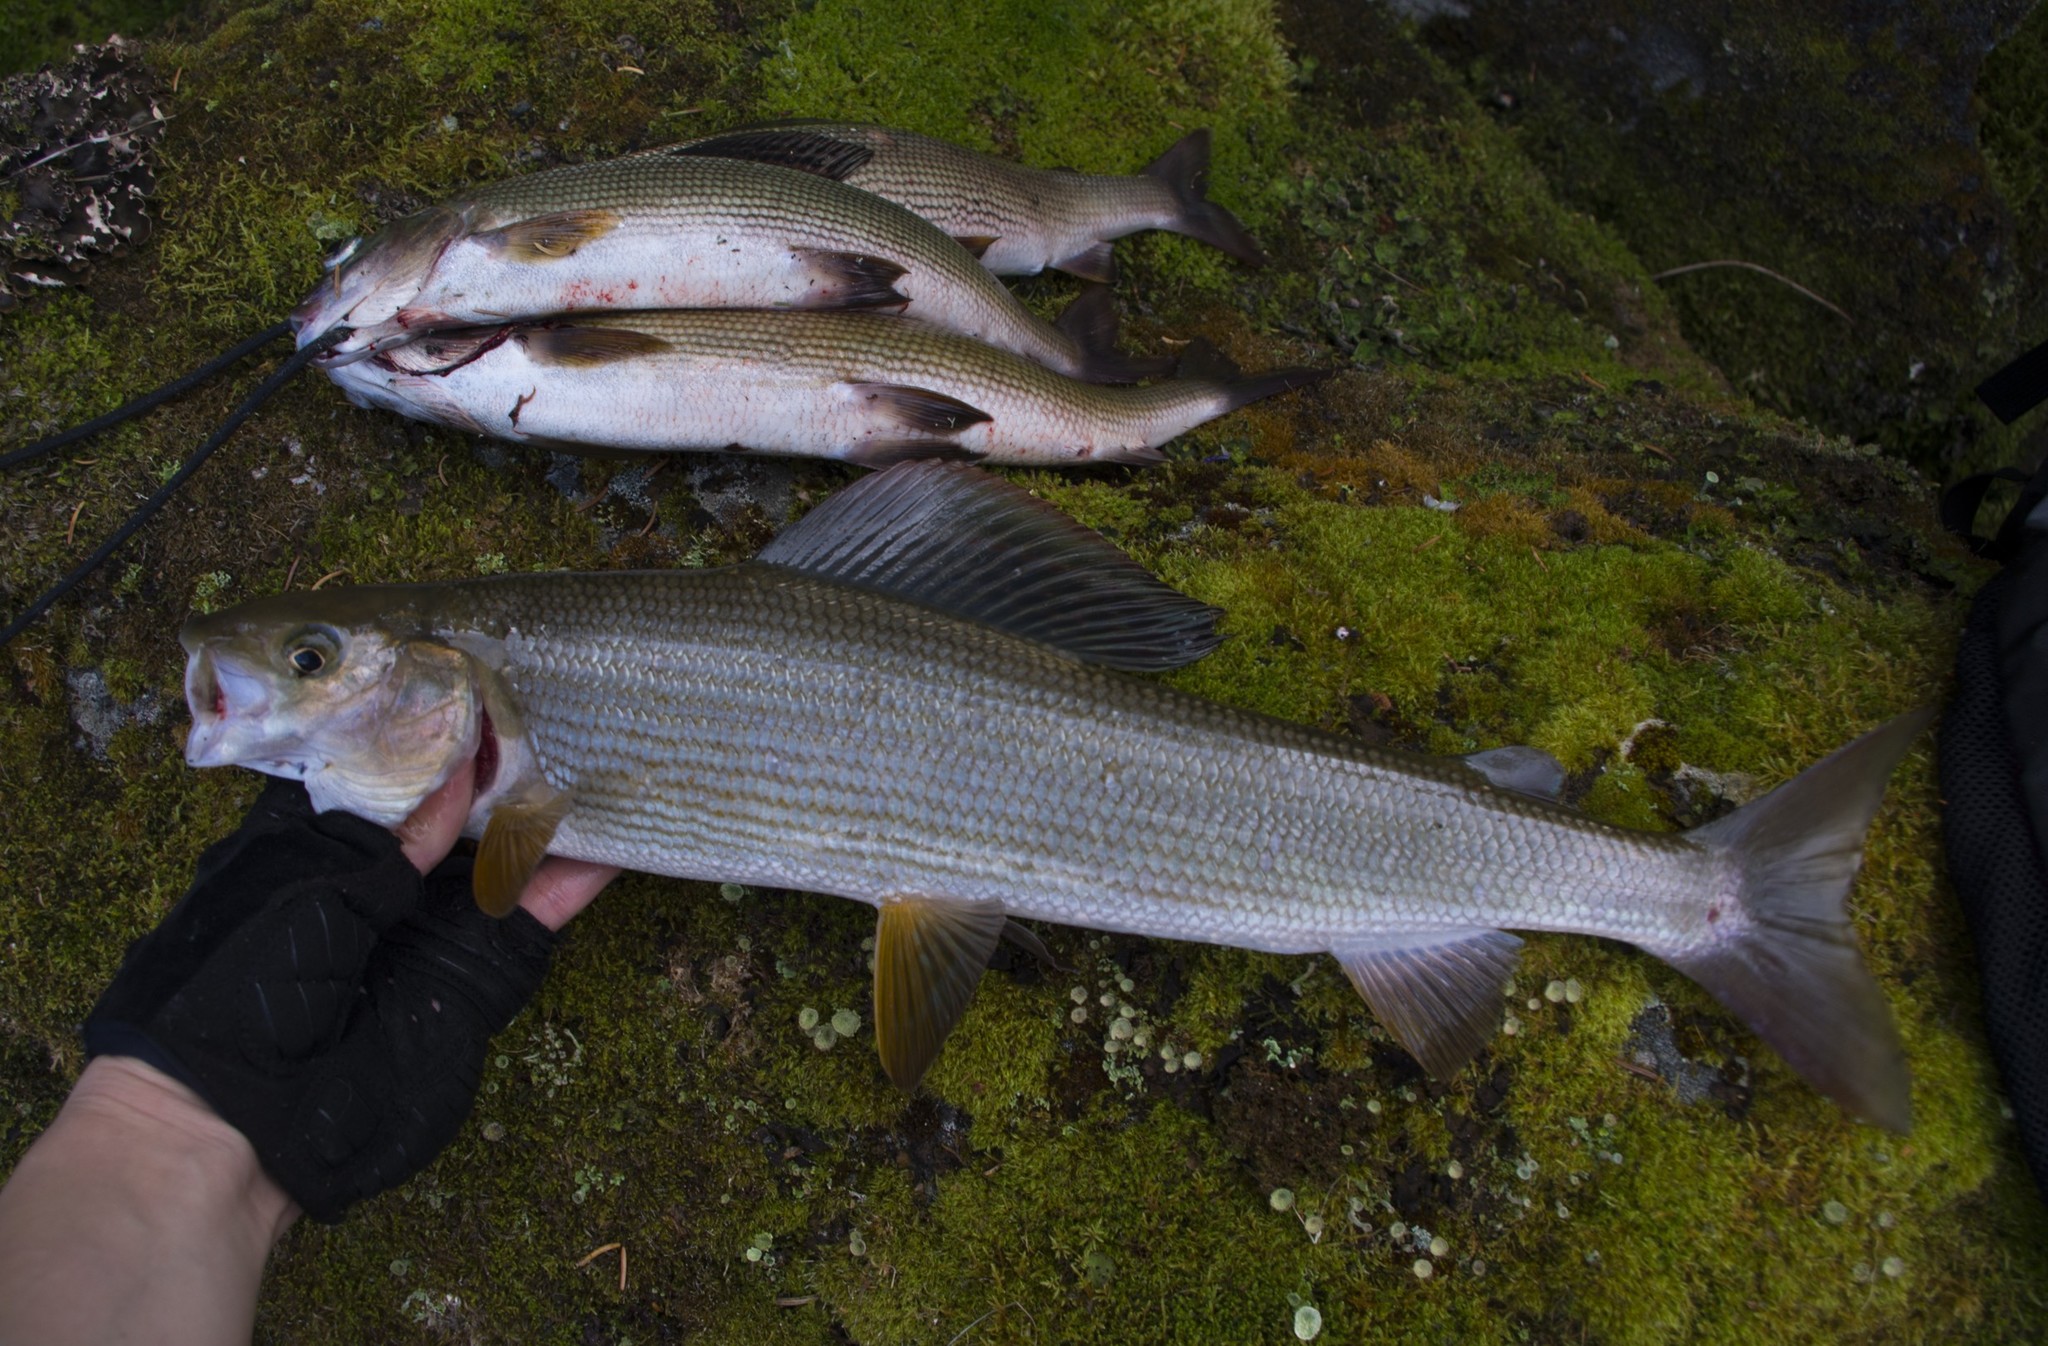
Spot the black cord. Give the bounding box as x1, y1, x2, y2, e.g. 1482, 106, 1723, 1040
0, 326, 347, 647
0, 320, 296, 471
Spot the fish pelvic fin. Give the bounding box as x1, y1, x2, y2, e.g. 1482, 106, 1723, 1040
874, 896, 1009, 1091
1334, 929, 1523, 1078
474, 784, 573, 917
796, 250, 910, 309
1143, 128, 1268, 268
1665, 708, 1935, 1132
1053, 284, 1173, 384
1053, 240, 1117, 284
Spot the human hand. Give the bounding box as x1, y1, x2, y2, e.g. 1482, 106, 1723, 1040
82, 768, 619, 1222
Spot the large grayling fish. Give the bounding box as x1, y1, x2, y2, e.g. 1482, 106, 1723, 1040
180, 464, 1923, 1129
321, 310, 1322, 466
291, 154, 1157, 382
672, 123, 1267, 282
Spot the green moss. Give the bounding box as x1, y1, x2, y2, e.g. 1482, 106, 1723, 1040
2, 0, 2044, 1341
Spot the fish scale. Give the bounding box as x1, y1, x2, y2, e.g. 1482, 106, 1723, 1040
433, 567, 1711, 955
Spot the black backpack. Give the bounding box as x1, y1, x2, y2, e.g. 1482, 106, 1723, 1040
1943, 359, 2048, 1195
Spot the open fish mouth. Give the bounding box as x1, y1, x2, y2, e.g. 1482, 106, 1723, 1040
182, 646, 279, 768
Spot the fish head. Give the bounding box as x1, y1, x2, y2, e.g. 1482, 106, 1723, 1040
181, 589, 482, 825
290, 205, 467, 366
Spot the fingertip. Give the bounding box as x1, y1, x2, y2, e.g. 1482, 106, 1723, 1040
397, 763, 477, 874
518, 857, 621, 932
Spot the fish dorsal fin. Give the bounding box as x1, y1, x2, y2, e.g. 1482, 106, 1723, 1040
667, 129, 875, 182
1462, 745, 1567, 800
874, 896, 1009, 1091
1332, 928, 1523, 1078
474, 784, 573, 917
756, 461, 1224, 671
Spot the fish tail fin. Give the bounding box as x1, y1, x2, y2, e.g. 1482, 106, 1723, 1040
1170, 337, 1329, 415
1054, 284, 1173, 383
1664, 709, 1934, 1132
1215, 365, 1332, 415
1143, 128, 1269, 268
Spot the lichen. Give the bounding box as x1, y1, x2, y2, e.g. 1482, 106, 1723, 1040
1, 1, 2043, 1343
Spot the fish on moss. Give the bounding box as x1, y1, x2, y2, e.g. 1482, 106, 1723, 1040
177, 462, 1924, 1132
672, 123, 1268, 282
292, 153, 1163, 384
319, 310, 1324, 466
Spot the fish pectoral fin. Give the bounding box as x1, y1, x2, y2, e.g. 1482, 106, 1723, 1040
756, 461, 1223, 671
516, 325, 672, 367
1462, 746, 1568, 801
796, 250, 910, 308
474, 209, 621, 261
952, 234, 998, 260
474, 786, 574, 918
1332, 929, 1523, 1079
873, 895, 1010, 1092
1053, 240, 1117, 283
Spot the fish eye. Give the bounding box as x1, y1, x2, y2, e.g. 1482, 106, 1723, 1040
282, 625, 343, 678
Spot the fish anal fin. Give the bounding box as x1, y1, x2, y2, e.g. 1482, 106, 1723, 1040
756, 461, 1223, 670
667, 130, 875, 181
1333, 929, 1523, 1079
1053, 240, 1117, 283
1000, 918, 1065, 973
516, 325, 672, 367
843, 440, 987, 469
474, 786, 573, 918
1463, 745, 1568, 801
953, 234, 998, 260
874, 896, 1009, 1091
842, 383, 993, 435
475, 209, 621, 262
795, 250, 909, 309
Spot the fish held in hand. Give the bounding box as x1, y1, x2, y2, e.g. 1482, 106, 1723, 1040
179, 463, 1924, 1130
291, 154, 1160, 383
321, 309, 1325, 466
674, 123, 1268, 282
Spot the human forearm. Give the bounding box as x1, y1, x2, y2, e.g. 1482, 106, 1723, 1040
0, 1056, 296, 1346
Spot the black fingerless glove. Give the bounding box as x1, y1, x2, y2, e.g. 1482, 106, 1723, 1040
84, 778, 557, 1222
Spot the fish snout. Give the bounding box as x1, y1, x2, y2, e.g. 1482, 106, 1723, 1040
182, 647, 276, 767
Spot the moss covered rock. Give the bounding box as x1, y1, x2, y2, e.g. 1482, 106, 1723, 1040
1, 2, 2043, 1342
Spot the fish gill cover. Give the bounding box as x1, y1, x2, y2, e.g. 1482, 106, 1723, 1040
0, 1, 2043, 1343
